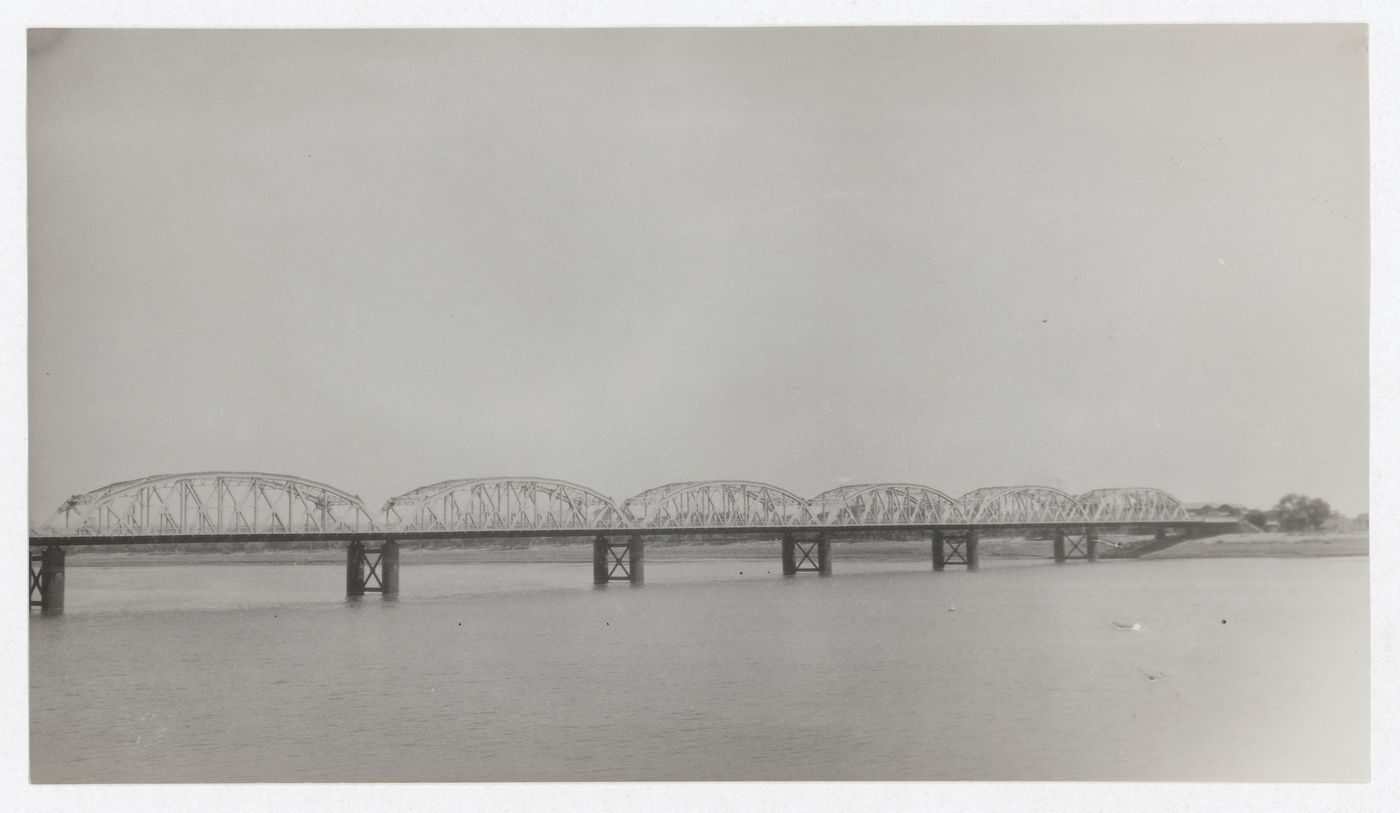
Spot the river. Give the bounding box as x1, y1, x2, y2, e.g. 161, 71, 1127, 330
29, 555, 1368, 782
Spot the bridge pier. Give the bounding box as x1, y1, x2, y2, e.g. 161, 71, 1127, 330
594, 536, 609, 584
29, 546, 66, 614
783, 534, 827, 575
781, 534, 797, 575
593, 535, 642, 585
933, 530, 979, 572
381, 539, 400, 596
1057, 528, 1095, 562
347, 542, 365, 596
346, 541, 396, 598
629, 535, 644, 585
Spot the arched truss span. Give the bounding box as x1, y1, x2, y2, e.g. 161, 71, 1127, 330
809, 483, 965, 525
955, 486, 1087, 525
382, 478, 631, 532
36, 472, 377, 536
623, 481, 816, 528
1077, 488, 1190, 523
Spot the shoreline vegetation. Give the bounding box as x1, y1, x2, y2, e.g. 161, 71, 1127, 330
54, 532, 1369, 567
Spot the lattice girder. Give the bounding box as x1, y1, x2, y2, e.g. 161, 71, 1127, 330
36, 472, 377, 536
623, 481, 816, 528
809, 483, 965, 525
1077, 488, 1190, 523
382, 478, 631, 532
955, 486, 1088, 525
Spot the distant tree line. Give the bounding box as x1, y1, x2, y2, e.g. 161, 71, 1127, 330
1242, 493, 1337, 532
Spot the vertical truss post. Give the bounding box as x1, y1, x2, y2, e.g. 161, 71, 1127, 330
933, 530, 946, 571
1086, 528, 1099, 563
816, 533, 831, 576
346, 541, 366, 597
965, 530, 981, 572
593, 535, 610, 585
1053, 528, 1067, 564
628, 535, 644, 585
381, 538, 400, 597
781, 533, 797, 576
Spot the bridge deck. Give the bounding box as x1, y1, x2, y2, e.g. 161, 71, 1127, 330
29, 519, 1240, 547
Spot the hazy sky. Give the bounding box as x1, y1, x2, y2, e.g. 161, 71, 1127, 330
26, 26, 1369, 521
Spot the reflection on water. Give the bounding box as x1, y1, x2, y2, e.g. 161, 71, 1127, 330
30, 556, 1368, 782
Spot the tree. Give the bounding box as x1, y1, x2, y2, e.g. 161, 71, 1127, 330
1242, 509, 1270, 529
1273, 493, 1332, 532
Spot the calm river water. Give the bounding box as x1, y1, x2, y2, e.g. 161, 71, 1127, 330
29, 555, 1368, 782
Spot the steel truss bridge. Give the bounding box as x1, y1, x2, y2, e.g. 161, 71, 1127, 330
33, 472, 1201, 541
29, 473, 1233, 611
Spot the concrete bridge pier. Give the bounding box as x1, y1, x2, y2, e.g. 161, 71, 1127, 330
381, 539, 400, 596
594, 536, 610, 584
817, 533, 831, 576
1053, 529, 1067, 563
932, 530, 946, 571
781, 533, 797, 575
965, 530, 981, 572
347, 541, 366, 596
628, 535, 644, 585
29, 546, 66, 614
1086, 528, 1099, 563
